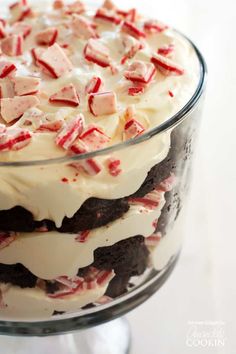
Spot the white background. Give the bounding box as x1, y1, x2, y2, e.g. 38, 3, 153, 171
126, 0, 236, 353
0, 0, 236, 353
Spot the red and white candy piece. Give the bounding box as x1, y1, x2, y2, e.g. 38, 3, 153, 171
144, 20, 168, 33
53, 0, 64, 9
11, 21, 32, 38
31, 47, 45, 66
72, 15, 98, 40
80, 125, 110, 150
124, 60, 156, 84
121, 21, 146, 39
0, 61, 17, 78
37, 119, 64, 132
9, 1, 32, 24
70, 138, 88, 155
151, 54, 184, 76
36, 27, 58, 46
0, 78, 15, 98
129, 189, 162, 210
95, 8, 121, 25
106, 157, 122, 176
88, 91, 117, 116
157, 173, 176, 192
84, 38, 111, 68
0, 95, 40, 123
0, 231, 17, 249
65, 1, 85, 15
55, 114, 84, 150
0, 22, 6, 39
157, 43, 174, 57
37, 43, 73, 79
128, 86, 144, 96
102, 0, 116, 11
145, 232, 162, 247
0, 126, 32, 151
85, 76, 102, 94
13, 76, 41, 96
75, 230, 90, 243
125, 8, 138, 23
72, 158, 102, 176
1, 34, 24, 56
49, 83, 80, 107
121, 35, 143, 64
124, 118, 145, 140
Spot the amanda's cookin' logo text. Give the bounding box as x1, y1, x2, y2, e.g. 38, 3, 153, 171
186, 321, 226, 348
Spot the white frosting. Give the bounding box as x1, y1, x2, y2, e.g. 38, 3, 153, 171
0, 2, 200, 225
0, 282, 108, 320
0, 199, 165, 279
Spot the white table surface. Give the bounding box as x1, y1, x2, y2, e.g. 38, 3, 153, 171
0, 0, 236, 353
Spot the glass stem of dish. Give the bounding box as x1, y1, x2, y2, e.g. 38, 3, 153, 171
0, 317, 131, 354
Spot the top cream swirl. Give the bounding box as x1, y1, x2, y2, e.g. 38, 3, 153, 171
0, 1, 200, 226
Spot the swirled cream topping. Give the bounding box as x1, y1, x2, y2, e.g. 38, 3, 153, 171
0, 0, 200, 225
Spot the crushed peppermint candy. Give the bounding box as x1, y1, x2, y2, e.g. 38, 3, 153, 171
13, 76, 41, 96
0, 61, 17, 78
124, 118, 145, 140
88, 91, 117, 116
85, 76, 103, 94
36, 27, 58, 46
72, 15, 98, 40
121, 35, 143, 64
95, 8, 121, 25
121, 21, 146, 39
65, 1, 86, 15
0, 231, 17, 249
106, 157, 122, 176
129, 189, 163, 210
0, 126, 32, 151
124, 60, 156, 84
151, 54, 184, 76
11, 22, 32, 38
0, 95, 40, 123
9, 0, 32, 24
145, 232, 162, 247
55, 114, 84, 150
0, 78, 15, 98
1, 34, 24, 56
84, 38, 111, 68
144, 20, 168, 33
47, 268, 115, 299
75, 230, 90, 243
49, 83, 80, 107
80, 125, 110, 150
157, 43, 174, 57
37, 43, 73, 79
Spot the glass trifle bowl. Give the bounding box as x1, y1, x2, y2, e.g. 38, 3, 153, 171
0, 0, 206, 352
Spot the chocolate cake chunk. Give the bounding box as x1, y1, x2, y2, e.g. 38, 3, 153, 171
0, 263, 37, 288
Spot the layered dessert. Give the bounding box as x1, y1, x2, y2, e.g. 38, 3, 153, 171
0, 0, 200, 319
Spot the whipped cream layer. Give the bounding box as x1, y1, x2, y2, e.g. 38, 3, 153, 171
0, 1, 200, 225
0, 198, 165, 279
0, 281, 108, 320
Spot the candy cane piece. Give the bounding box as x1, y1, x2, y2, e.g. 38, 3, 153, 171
13, 76, 41, 96
151, 54, 184, 76
1, 34, 24, 56
49, 83, 80, 107
55, 114, 84, 149
37, 43, 73, 79
1, 95, 40, 123
84, 38, 111, 68
36, 27, 58, 46
88, 91, 117, 116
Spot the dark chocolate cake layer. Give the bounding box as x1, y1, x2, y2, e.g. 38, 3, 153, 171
0, 235, 149, 299
0, 127, 187, 233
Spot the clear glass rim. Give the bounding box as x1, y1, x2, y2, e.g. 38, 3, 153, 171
0, 35, 207, 168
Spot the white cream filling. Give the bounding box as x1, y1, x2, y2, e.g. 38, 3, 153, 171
0, 282, 108, 320
0, 199, 165, 279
